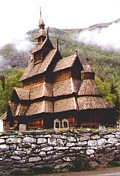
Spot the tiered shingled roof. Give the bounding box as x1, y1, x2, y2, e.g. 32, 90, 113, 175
77, 64, 112, 110
1, 9, 115, 127
53, 55, 77, 72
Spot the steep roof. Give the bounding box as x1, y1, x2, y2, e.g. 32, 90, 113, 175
77, 64, 113, 111
20, 48, 59, 81
53, 78, 81, 97
54, 97, 78, 113
30, 82, 52, 100
77, 96, 112, 110
13, 87, 30, 100
0, 112, 7, 120
53, 55, 78, 72
9, 102, 28, 117
26, 100, 53, 116
78, 79, 102, 96
32, 36, 53, 54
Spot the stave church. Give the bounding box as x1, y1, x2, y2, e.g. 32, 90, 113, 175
1, 10, 116, 130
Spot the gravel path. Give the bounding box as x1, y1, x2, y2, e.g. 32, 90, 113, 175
44, 167, 120, 176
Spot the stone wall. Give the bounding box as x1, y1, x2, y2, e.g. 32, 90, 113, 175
0, 129, 120, 174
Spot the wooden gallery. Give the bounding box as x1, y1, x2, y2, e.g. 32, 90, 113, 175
2, 13, 116, 130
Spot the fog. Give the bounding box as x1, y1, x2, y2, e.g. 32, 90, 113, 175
0, 56, 10, 71
77, 22, 120, 50
13, 34, 34, 52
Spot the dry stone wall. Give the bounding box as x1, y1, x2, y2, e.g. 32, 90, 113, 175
0, 129, 120, 174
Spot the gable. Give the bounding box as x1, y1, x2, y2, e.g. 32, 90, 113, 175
11, 87, 30, 102
20, 49, 61, 82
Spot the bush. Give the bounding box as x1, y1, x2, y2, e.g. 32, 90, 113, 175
108, 160, 120, 167
69, 157, 91, 172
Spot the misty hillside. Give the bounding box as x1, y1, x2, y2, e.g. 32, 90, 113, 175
0, 18, 120, 116
0, 17, 120, 88
88, 18, 120, 30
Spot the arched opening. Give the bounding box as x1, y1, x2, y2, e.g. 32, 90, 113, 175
54, 119, 60, 131
62, 119, 69, 130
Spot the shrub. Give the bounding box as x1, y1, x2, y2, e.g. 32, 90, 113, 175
69, 157, 91, 172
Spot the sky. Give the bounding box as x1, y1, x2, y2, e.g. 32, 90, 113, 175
0, 0, 120, 48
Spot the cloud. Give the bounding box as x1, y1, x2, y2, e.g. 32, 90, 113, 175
13, 34, 34, 52
77, 22, 120, 50
0, 56, 10, 71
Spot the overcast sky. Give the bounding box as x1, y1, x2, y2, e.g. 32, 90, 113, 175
0, 0, 120, 47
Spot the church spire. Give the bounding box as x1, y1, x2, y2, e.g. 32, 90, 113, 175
36, 7, 47, 43
39, 7, 45, 29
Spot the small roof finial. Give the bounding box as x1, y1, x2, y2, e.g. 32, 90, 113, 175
56, 35, 60, 50
47, 27, 49, 37
86, 57, 90, 63
75, 50, 78, 56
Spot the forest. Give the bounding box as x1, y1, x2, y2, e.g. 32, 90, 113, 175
0, 27, 120, 118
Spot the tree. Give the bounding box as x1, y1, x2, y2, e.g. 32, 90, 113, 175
0, 68, 23, 116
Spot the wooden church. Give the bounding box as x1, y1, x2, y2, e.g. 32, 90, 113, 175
2, 11, 116, 130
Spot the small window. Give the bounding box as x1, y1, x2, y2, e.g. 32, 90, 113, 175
54, 119, 60, 131
62, 119, 69, 130
56, 122, 59, 128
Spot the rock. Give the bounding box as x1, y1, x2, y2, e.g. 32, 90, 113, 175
115, 154, 120, 160
29, 156, 41, 162
77, 141, 87, 146
56, 139, 65, 147
91, 135, 100, 140
108, 138, 117, 144
86, 149, 95, 155
97, 138, 107, 146
88, 140, 97, 146
66, 142, 75, 147
23, 137, 36, 143
37, 138, 47, 144
41, 146, 53, 151
89, 161, 99, 168
0, 139, 5, 144
39, 151, 46, 156
116, 132, 120, 138
48, 137, 57, 146
6, 138, 22, 144
104, 134, 115, 139
99, 153, 114, 165
0, 144, 9, 150
11, 156, 21, 160
54, 162, 69, 170
13, 150, 26, 156
67, 136, 76, 142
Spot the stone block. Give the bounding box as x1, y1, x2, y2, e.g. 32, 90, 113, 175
86, 149, 95, 155
23, 137, 36, 143
88, 140, 97, 146
97, 138, 107, 146
108, 138, 118, 144
99, 153, 114, 165
0, 144, 9, 151
6, 138, 22, 144
37, 138, 47, 144
29, 156, 41, 162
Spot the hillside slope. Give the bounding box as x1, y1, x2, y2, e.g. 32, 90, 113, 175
0, 19, 120, 116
